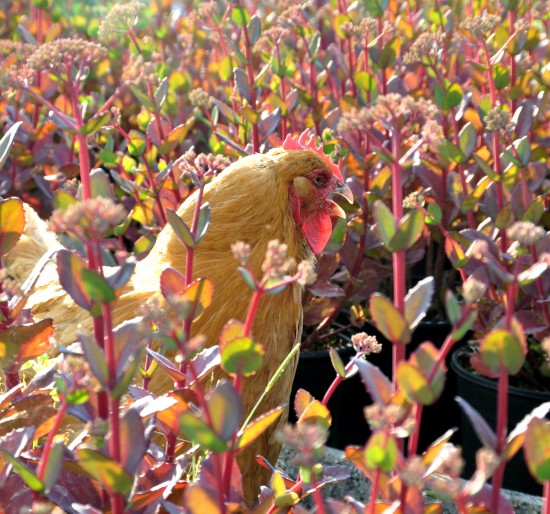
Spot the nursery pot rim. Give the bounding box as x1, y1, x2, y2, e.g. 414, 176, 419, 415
299, 333, 354, 360
450, 345, 550, 401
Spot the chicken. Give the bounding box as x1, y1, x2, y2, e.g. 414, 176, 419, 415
5, 131, 353, 502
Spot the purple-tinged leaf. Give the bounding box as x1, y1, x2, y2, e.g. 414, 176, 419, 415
186, 346, 221, 386
166, 209, 195, 249
455, 396, 497, 451
132, 395, 178, 418
0, 426, 34, 486
146, 348, 186, 383
462, 267, 489, 304
81, 269, 116, 304
353, 357, 392, 407
57, 250, 92, 311
303, 465, 351, 494
234, 68, 251, 103
71, 505, 103, 514
118, 409, 146, 475
154, 77, 169, 110
160, 266, 186, 299
207, 381, 242, 441
107, 259, 136, 291
0, 318, 54, 369
370, 293, 411, 345
512, 101, 536, 138
248, 14, 261, 45
518, 261, 547, 286
130, 85, 156, 112
390, 208, 425, 251
0, 197, 25, 256
404, 276, 434, 331
237, 266, 258, 291
259, 108, 281, 141
0, 122, 22, 171
309, 282, 345, 298
79, 333, 109, 389
468, 483, 515, 514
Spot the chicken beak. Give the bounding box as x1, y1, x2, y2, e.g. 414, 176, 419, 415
328, 180, 354, 218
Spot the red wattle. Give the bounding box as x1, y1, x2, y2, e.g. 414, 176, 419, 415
303, 213, 332, 254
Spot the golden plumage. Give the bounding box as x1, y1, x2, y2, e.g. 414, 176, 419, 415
6, 145, 351, 503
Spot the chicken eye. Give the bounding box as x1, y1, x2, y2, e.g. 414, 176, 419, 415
312, 174, 328, 187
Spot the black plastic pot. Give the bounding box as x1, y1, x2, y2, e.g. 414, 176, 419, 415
290, 320, 461, 451
451, 347, 550, 496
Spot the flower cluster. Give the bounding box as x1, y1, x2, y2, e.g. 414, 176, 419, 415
175, 148, 232, 186
460, 11, 500, 39
188, 88, 212, 109
25, 38, 106, 73
483, 106, 514, 136
98, 1, 145, 41
403, 31, 446, 65
121, 52, 164, 86
49, 198, 126, 242
351, 332, 382, 355
231, 241, 251, 266
262, 240, 295, 281
507, 221, 546, 246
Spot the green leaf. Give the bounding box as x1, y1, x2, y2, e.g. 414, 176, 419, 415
480, 328, 526, 375
128, 129, 146, 156
513, 136, 531, 167
231, 6, 250, 26
238, 266, 258, 291
474, 154, 501, 182
0, 197, 25, 256
365, 432, 397, 472
220, 336, 264, 377
390, 208, 425, 251
397, 361, 435, 405
370, 293, 411, 345
377, 37, 400, 68
443, 83, 463, 110
1, 451, 43, 492
373, 201, 396, 248
207, 380, 242, 441
458, 122, 477, 160
76, 448, 133, 497
130, 85, 156, 112
166, 208, 195, 248
333, 13, 352, 39
522, 196, 544, 224
81, 269, 116, 304
439, 139, 466, 164
524, 418, 550, 481
0, 121, 22, 171
445, 290, 461, 325
195, 202, 210, 244
234, 67, 251, 103
493, 63, 510, 89
90, 168, 115, 199
329, 348, 346, 378
158, 121, 194, 154
363, 0, 388, 17
180, 412, 227, 452
495, 203, 514, 230
80, 112, 110, 135
426, 203, 442, 225
354, 71, 376, 92
42, 440, 63, 493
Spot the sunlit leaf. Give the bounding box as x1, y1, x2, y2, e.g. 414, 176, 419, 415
455, 397, 497, 451
80, 112, 110, 135
458, 122, 477, 159
0, 197, 25, 256
231, 6, 250, 26
119, 410, 145, 475
42, 440, 63, 493
79, 333, 109, 389
479, 328, 526, 375
0, 318, 53, 369
146, 348, 185, 383
524, 418, 550, 481
370, 293, 411, 345
329, 348, 346, 378
160, 266, 186, 299
373, 201, 396, 248
0, 122, 22, 171
81, 269, 116, 304
390, 208, 425, 251
195, 202, 211, 244
353, 357, 393, 406
76, 448, 133, 497
56, 250, 92, 311
184, 483, 221, 514
404, 277, 434, 331
237, 406, 285, 450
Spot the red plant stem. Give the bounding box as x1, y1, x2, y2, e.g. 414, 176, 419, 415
508, 10, 517, 112
147, 82, 166, 141
390, 132, 406, 379
311, 474, 327, 514
36, 399, 68, 482
102, 302, 124, 514
243, 287, 264, 337
241, 20, 259, 152
368, 468, 381, 514
544, 481, 550, 514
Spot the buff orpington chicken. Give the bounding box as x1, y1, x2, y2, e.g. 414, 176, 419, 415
5, 130, 353, 501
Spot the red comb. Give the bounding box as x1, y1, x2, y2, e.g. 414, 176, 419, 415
282, 129, 343, 182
